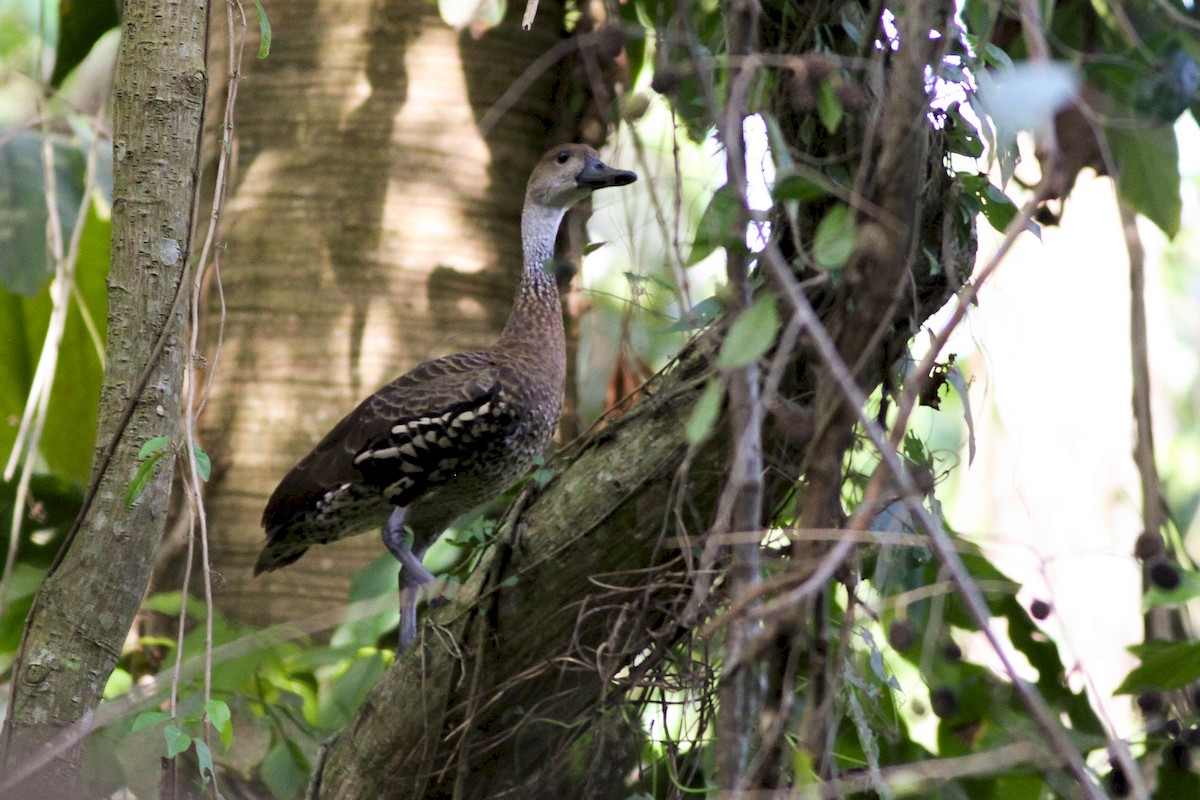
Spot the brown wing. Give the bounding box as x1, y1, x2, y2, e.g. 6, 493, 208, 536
261, 350, 501, 533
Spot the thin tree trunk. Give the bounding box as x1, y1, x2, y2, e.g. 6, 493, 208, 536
0, 1, 208, 794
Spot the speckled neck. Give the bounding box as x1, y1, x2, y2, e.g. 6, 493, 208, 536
495, 202, 568, 356
519, 203, 568, 276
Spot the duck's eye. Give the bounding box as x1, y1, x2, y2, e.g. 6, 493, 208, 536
556, 151, 571, 164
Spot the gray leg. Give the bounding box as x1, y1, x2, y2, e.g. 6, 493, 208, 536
382, 507, 434, 650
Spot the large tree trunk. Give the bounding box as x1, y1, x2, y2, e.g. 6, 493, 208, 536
197, 0, 587, 624
0, 1, 208, 795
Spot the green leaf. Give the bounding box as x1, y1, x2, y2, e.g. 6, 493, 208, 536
812, 205, 856, 270
946, 363, 976, 465
0, 195, 109, 482
817, 80, 844, 133
688, 185, 742, 266
685, 379, 723, 446
139, 436, 170, 459
260, 741, 306, 800
124, 451, 165, 508
716, 295, 780, 370
254, 0, 273, 59
1107, 123, 1181, 238
661, 295, 723, 333
0, 133, 87, 296
205, 699, 233, 751
132, 710, 171, 732
943, 102, 984, 159
1115, 639, 1200, 695
164, 724, 192, 758
51, 1, 120, 87
957, 174, 1020, 233
193, 738, 215, 784
192, 441, 212, 482
772, 173, 828, 203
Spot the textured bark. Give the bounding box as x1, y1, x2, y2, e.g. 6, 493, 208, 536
197, 0, 574, 624
309, 334, 724, 800
0, 1, 207, 795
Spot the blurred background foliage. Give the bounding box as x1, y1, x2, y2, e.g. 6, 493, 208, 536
2, 0, 1200, 796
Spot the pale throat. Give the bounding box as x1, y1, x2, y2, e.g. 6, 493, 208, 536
521, 203, 569, 275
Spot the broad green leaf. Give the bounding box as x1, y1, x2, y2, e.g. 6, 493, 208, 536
957, 174, 1020, 233
761, 113, 795, 172
317, 652, 389, 730
946, 363, 976, 465
686, 379, 723, 445
772, 173, 828, 203
817, 80, 843, 133
688, 185, 742, 265
124, 451, 165, 508
51, 1, 120, 87
205, 699, 233, 751
260, 741, 306, 800
132, 710, 172, 732
661, 295, 723, 333
716, 295, 779, 370
254, 0, 273, 59
0, 202, 109, 482
103, 667, 131, 698
139, 436, 170, 459
192, 441, 212, 482
194, 738, 215, 783
812, 205, 856, 270
164, 724, 192, 758
0, 132, 87, 296
1107, 123, 1181, 238
1115, 639, 1200, 695
1156, 753, 1200, 798
943, 102, 984, 159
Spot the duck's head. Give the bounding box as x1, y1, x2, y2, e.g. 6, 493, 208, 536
525, 144, 637, 209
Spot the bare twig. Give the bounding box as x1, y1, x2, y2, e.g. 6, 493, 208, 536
711, 2, 765, 793
761, 243, 1104, 798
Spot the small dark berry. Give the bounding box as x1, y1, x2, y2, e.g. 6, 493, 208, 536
1137, 692, 1165, 716
942, 641, 962, 662
1169, 741, 1190, 769
1034, 206, 1061, 226
1030, 599, 1051, 620
929, 687, 959, 719
1150, 561, 1181, 591
888, 620, 917, 651
1166, 718, 1182, 737
1106, 765, 1130, 797
650, 65, 683, 96
1185, 725, 1200, 747
1134, 532, 1165, 561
